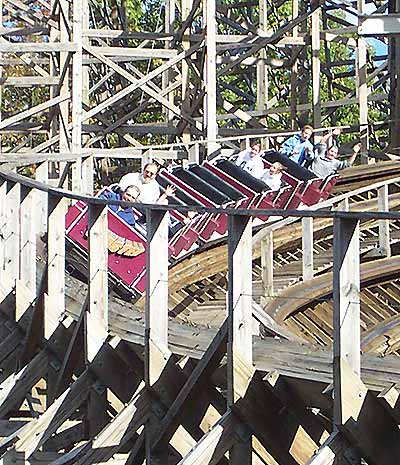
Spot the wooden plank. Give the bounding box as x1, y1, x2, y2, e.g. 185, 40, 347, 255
227, 215, 253, 406
302, 217, 314, 281
46, 194, 67, 340
176, 411, 238, 465
4, 181, 20, 291
333, 218, 361, 428
145, 209, 170, 387
87, 204, 108, 362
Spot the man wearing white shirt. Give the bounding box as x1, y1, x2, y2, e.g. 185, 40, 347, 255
234, 142, 264, 179
119, 162, 174, 204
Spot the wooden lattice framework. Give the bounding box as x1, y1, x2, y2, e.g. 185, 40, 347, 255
0, 0, 399, 184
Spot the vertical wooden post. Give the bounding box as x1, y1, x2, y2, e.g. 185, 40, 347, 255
82, 155, 94, 195
227, 214, 253, 405
302, 217, 314, 281
357, 0, 369, 163
17, 186, 37, 319
181, 0, 192, 146
257, 0, 268, 121
72, 0, 83, 192
145, 208, 170, 465
290, 0, 299, 129
188, 142, 200, 164
378, 185, 390, 257
227, 214, 253, 464
46, 194, 68, 339
260, 231, 273, 306
87, 203, 109, 362
333, 217, 361, 426
203, 0, 218, 158
0, 177, 6, 278
145, 208, 170, 385
311, 8, 321, 128
164, 0, 175, 126
35, 161, 49, 236
4, 181, 20, 292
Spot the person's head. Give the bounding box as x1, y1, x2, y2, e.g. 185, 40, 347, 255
142, 162, 158, 184
249, 142, 261, 158
122, 185, 141, 202
301, 125, 314, 141
269, 162, 285, 175
326, 145, 339, 160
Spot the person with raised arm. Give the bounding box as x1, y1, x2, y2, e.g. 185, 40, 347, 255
306, 128, 361, 178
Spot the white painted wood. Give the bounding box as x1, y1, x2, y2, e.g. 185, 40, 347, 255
378, 184, 391, 257
203, 0, 218, 157
0, 178, 6, 276
145, 209, 170, 386
87, 203, 109, 362
260, 231, 273, 303
302, 217, 314, 281
312, 8, 321, 127
333, 217, 361, 426
71, 0, 83, 193
82, 156, 94, 195
35, 161, 49, 235
17, 186, 37, 319
46, 194, 68, 339
4, 181, 20, 290
359, 14, 400, 35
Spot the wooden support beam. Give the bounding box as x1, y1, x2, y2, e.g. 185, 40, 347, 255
87, 203, 108, 363
333, 217, 361, 421
378, 185, 391, 257
227, 214, 253, 463
176, 411, 239, 465
0, 351, 48, 419
203, 0, 218, 157
302, 217, 314, 281
46, 194, 67, 340
3, 181, 20, 292
312, 8, 321, 127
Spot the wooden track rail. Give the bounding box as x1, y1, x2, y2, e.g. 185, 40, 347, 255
0, 165, 400, 464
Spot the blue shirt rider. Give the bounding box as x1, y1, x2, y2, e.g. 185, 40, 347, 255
280, 125, 314, 166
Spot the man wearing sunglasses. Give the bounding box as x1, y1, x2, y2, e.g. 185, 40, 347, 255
119, 162, 174, 204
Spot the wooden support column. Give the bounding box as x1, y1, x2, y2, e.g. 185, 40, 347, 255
82, 155, 94, 195
164, 0, 175, 127
16, 186, 37, 320
260, 230, 273, 307
203, 0, 218, 158
181, 0, 192, 145
333, 217, 360, 423
145, 207, 170, 464
357, 0, 369, 163
3, 181, 20, 292
311, 8, 321, 128
87, 203, 108, 362
257, 0, 268, 124
290, 0, 299, 129
35, 162, 49, 235
302, 217, 314, 281
378, 185, 390, 257
227, 214, 253, 464
71, 0, 83, 192
0, 177, 6, 281
46, 194, 68, 339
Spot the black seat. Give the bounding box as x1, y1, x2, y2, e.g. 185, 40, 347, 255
214, 159, 270, 193
189, 165, 245, 201
171, 167, 232, 205
263, 150, 316, 181
156, 174, 204, 207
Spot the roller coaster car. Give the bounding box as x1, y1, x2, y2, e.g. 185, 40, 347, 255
65, 159, 337, 300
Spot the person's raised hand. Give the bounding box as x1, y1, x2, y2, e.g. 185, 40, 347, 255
332, 128, 342, 137
165, 185, 176, 197
353, 142, 361, 154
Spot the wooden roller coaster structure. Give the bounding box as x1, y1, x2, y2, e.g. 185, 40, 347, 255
2, 0, 400, 463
